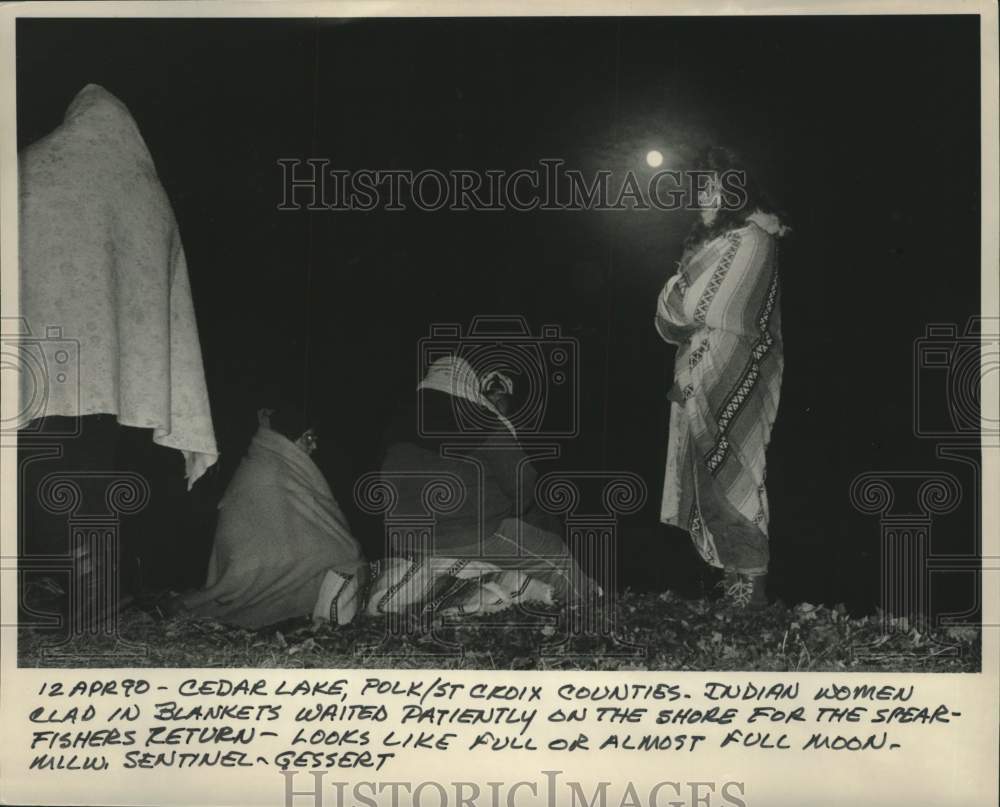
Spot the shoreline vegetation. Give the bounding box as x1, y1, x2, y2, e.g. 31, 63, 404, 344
18, 592, 980, 672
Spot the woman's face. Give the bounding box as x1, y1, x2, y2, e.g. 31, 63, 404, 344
296, 428, 319, 456
698, 172, 721, 226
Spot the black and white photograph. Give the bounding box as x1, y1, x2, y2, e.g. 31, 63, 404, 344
3, 10, 993, 677
2, 4, 998, 806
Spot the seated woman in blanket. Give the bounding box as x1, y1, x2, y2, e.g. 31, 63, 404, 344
655, 145, 788, 609
180, 403, 368, 628
368, 356, 598, 615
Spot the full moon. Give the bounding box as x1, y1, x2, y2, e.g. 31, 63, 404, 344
646, 149, 664, 168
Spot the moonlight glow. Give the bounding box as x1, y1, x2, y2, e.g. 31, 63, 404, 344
646, 149, 664, 168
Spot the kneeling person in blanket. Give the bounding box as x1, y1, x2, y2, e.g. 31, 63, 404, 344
181, 404, 368, 628
370, 355, 599, 616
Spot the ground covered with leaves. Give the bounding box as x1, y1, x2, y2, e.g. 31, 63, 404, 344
19, 591, 980, 672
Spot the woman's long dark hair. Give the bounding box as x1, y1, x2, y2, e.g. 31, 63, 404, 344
266, 399, 317, 442
681, 145, 784, 258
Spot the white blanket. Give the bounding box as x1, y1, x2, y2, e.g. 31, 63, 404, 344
18, 84, 218, 486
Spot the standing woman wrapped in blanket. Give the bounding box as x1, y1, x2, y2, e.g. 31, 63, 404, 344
655, 146, 789, 608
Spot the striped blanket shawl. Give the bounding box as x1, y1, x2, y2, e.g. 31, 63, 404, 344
655, 217, 784, 573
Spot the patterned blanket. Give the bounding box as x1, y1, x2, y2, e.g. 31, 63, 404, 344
655, 216, 784, 573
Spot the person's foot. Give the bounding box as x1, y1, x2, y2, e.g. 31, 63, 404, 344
719, 571, 767, 609
520, 576, 556, 606
313, 569, 363, 625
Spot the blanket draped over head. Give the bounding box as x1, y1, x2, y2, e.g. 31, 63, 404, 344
17, 83, 217, 486
655, 212, 785, 575
182, 425, 367, 628
417, 355, 517, 436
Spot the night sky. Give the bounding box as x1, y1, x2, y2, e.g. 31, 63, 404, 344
15, 16, 982, 615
